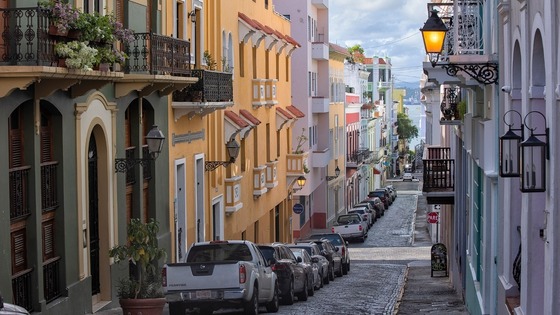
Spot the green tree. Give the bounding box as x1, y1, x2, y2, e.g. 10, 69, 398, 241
397, 112, 419, 141
347, 44, 365, 64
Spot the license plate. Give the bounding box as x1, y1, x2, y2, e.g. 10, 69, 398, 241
196, 290, 212, 299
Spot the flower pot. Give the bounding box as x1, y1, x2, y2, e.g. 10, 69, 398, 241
67, 29, 82, 39
119, 298, 166, 315
95, 63, 111, 72
48, 25, 68, 37
57, 58, 67, 68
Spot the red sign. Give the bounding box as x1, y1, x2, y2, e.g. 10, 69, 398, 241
427, 212, 439, 224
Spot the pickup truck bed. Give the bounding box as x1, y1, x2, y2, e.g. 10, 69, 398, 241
332, 214, 366, 242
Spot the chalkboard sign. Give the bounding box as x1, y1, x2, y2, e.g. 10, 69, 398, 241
431, 243, 448, 277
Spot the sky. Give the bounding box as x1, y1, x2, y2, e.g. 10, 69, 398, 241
328, 0, 431, 88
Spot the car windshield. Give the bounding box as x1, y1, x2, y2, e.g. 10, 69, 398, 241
309, 234, 343, 246
187, 243, 252, 262
289, 245, 312, 256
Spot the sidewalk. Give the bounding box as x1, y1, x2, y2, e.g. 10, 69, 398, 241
393, 193, 469, 314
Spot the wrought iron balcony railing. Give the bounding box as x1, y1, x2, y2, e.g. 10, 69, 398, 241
124, 32, 191, 76
440, 86, 462, 124
41, 162, 58, 212
10, 166, 31, 221
422, 147, 454, 192
12, 268, 33, 311
43, 257, 61, 303
173, 69, 233, 103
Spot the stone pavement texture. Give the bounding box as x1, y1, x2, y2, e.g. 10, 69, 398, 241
393, 192, 469, 315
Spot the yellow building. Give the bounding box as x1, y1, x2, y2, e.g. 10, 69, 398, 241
165, 0, 301, 262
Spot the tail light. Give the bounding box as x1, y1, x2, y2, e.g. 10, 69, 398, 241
331, 227, 335, 233
239, 264, 247, 284
162, 266, 167, 287
342, 246, 345, 257
271, 263, 287, 272
358, 225, 363, 231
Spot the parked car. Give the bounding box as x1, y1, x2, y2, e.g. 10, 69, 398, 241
377, 187, 393, 205
348, 208, 373, 230
290, 248, 320, 292
385, 185, 397, 201
332, 213, 366, 242
287, 242, 330, 285
402, 172, 414, 181
258, 243, 309, 304
369, 189, 390, 208
298, 238, 342, 279
308, 232, 350, 275
0, 295, 29, 315
360, 197, 385, 217
353, 202, 377, 224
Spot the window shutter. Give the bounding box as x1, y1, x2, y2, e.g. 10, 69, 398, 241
11, 228, 27, 274
42, 219, 55, 260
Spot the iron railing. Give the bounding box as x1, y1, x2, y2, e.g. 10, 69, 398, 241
43, 257, 61, 303
125, 147, 136, 185
10, 166, 31, 220
0, 7, 55, 66
142, 146, 151, 180
41, 161, 58, 212
173, 69, 233, 103
12, 268, 33, 311
422, 159, 455, 191
125, 32, 191, 76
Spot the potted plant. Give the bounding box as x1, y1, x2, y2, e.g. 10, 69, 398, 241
95, 46, 128, 71
39, 0, 80, 35
54, 40, 97, 70
293, 128, 308, 154
109, 218, 167, 315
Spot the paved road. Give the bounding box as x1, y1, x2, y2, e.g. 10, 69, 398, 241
96, 182, 439, 315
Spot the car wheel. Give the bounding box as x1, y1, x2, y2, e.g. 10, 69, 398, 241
297, 277, 308, 301
329, 264, 335, 281
318, 271, 324, 289
323, 269, 330, 284
282, 279, 295, 305
337, 262, 343, 277
265, 281, 280, 313
308, 275, 315, 296
342, 262, 348, 275
169, 302, 187, 315
244, 285, 259, 315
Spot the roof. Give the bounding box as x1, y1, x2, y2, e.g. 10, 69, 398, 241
329, 43, 351, 57
287, 105, 305, 118
224, 110, 249, 128
239, 109, 261, 125
276, 107, 294, 119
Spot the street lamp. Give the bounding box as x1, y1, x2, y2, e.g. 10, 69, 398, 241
420, 8, 498, 85
520, 111, 549, 192
420, 9, 448, 67
205, 139, 241, 171
499, 110, 523, 177
326, 166, 341, 181
115, 125, 165, 172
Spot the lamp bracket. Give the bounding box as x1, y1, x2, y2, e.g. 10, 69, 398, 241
442, 62, 499, 85
205, 159, 233, 172
326, 175, 338, 181
115, 158, 151, 173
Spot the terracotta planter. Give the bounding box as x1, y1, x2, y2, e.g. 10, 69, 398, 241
48, 25, 68, 37
67, 29, 82, 39
57, 58, 66, 68
96, 63, 111, 72
119, 298, 166, 315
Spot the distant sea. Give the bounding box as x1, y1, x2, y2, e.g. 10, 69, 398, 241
405, 103, 425, 149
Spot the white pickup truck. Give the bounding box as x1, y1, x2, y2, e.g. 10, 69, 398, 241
163, 240, 279, 315
331, 213, 366, 242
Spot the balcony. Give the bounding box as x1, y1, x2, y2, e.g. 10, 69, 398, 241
41, 162, 59, 211
312, 96, 329, 113
312, 42, 329, 60
252, 166, 268, 197
311, 0, 328, 9
225, 175, 243, 214
422, 146, 454, 204
440, 87, 463, 125
347, 149, 370, 168
265, 79, 278, 107
287, 152, 309, 176
311, 148, 331, 168
43, 257, 61, 303
12, 268, 33, 311
266, 160, 279, 189
171, 69, 234, 119
378, 81, 391, 92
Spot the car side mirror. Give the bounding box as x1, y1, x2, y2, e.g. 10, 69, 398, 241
311, 257, 319, 263
334, 247, 339, 252
296, 256, 302, 263
345, 241, 349, 246
268, 258, 276, 266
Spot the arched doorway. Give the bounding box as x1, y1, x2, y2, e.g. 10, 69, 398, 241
88, 135, 100, 295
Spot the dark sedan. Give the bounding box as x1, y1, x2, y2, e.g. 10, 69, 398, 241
258, 243, 309, 304
287, 242, 330, 285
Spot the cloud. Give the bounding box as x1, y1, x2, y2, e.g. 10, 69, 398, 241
329, 0, 430, 84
